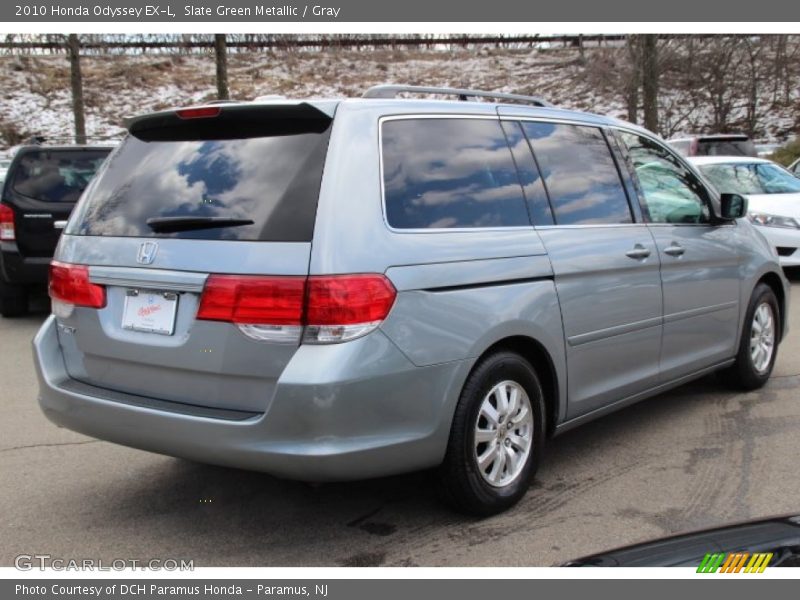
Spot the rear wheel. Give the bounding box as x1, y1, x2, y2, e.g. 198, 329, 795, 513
438, 351, 545, 516
718, 283, 780, 390
0, 278, 28, 318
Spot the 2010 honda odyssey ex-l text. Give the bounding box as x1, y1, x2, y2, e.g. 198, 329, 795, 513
33, 86, 790, 515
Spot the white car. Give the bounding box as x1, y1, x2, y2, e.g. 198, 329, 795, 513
0, 158, 11, 187
690, 156, 800, 267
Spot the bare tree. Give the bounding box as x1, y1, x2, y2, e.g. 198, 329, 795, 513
640, 35, 659, 133
214, 34, 229, 100
67, 34, 86, 144
743, 38, 763, 136
693, 37, 744, 133
625, 36, 640, 124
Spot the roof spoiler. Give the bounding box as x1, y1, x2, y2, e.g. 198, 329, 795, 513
123, 102, 335, 141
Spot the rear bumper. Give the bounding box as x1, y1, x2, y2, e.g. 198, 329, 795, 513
0, 242, 50, 286
34, 315, 469, 481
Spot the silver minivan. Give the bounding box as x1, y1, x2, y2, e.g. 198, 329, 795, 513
33, 86, 789, 515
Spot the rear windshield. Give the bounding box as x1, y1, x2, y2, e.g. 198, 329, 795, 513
696, 138, 757, 157
68, 125, 332, 241
10, 149, 110, 203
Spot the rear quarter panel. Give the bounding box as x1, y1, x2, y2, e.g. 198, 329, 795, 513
310, 101, 569, 426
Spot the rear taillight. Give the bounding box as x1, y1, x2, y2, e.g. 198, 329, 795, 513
0, 204, 15, 241
197, 274, 305, 340
49, 261, 106, 317
197, 274, 396, 344
304, 275, 397, 343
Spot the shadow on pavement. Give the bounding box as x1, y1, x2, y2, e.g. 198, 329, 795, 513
50, 371, 731, 566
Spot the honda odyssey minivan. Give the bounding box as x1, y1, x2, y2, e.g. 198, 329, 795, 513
33, 86, 789, 515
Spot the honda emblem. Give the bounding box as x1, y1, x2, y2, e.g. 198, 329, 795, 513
136, 241, 159, 265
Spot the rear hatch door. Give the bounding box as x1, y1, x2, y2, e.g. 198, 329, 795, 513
55, 102, 336, 413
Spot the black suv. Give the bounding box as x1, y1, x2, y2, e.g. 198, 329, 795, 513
0, 145, 112, 316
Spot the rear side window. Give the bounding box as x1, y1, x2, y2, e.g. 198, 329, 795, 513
381, 118, 530, 229
522, 122, 632, 226
10, 149, 110, 203
68, 125, 331, 242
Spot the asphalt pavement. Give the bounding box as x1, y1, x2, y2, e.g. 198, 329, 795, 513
2, 276, 799, 567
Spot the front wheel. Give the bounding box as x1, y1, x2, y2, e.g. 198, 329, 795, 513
438, 351, 545, 516
719, 283, 780, 390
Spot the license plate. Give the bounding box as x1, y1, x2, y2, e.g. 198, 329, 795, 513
121, 290, 178, 336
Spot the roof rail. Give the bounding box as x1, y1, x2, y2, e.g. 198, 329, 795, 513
362, 84, 551, 107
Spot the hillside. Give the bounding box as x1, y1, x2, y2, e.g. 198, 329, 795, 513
1, 44, 798, 150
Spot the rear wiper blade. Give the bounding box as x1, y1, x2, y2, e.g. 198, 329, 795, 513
146, 216, 254, 233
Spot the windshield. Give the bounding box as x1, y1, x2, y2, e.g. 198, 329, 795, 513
10, 149, 110, 203
699, 162, 800, 195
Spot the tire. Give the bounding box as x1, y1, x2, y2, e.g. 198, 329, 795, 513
0, 277, 28, 318
718, 283, 780, 391
438, 350, 546, 516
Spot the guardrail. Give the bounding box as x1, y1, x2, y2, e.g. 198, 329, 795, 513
0, 34, 628, 55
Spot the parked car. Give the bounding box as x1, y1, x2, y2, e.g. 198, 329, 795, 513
669, 134, 758, 157
789, 157, 800, 176
564, 515, 800, 567
690, 156, 800, 267
755, 143, 782, 158
33, 86, 789, 515
0, 144, 112, 316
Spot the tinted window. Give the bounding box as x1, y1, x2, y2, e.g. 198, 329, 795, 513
501, 121, 554, 225
68, 127, 331, 241
697, 138, 757, 157
10, 149, 110, 203
522, 122, 632, 225
618, 131, 711, 224
381, 119, 530, 229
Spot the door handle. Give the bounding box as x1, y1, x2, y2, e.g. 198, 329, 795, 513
663, 243, 686, 257
54, 220, 68, 230
625, 245, 651, 260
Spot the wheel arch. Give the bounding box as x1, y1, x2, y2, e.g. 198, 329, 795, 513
757, 271, 786, 342
476, 336, 561, 438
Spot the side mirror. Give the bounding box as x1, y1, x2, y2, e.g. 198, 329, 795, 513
719, 193, 748, 220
